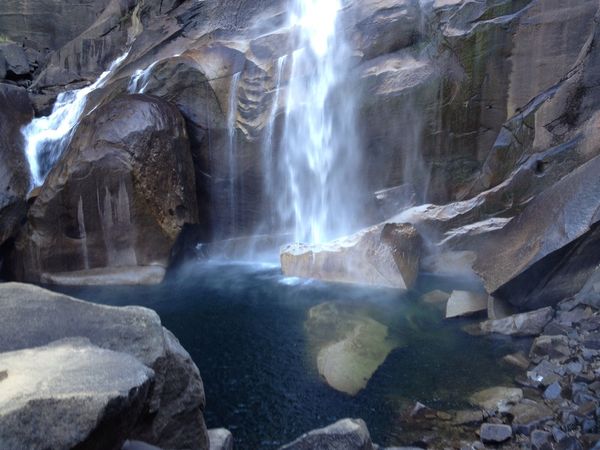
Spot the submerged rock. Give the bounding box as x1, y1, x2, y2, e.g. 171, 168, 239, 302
11, 94, 198, 285
281, 223, 421, 289
306, 303, 399, 395
469, 387, 523, 414
279, 418, 373, 450
0, 282, 208, 449
0, 338, 153, 450
509, 400, 554, 435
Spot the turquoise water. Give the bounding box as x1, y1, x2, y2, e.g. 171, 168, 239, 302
55, 261, 527, 448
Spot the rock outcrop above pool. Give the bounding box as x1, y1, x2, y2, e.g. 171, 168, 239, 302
0, 282, 209, 450
10, 94, 198, 285
281, 223, 421, 289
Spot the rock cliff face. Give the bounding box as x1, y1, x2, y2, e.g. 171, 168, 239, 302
0, 0, 599, 296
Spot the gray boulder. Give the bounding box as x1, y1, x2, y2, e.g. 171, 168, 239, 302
0, 43, 29, 78
0, 338, 153, 450
11, 94, 198, 284
479, 423, 512, 444
0, 282, 208, 450
473, 154, 600, 309
279, 418, 373, 450
477, 307, 554, 337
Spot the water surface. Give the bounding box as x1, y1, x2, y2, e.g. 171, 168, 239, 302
55, 262, 526, 449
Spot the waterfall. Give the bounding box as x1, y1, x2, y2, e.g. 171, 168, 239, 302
262, 56, 287, 229
279, 0, 362, 244
22, 52, 129, 187
128, 60, 159, 94
226, 72, 242, 237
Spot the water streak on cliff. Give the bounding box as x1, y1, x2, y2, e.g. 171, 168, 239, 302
23, 52, 129, 187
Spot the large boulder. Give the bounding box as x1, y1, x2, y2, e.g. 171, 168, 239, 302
476, 307, 555, 337
281, 223, 421, 289
280, 418, 373, 450
11, 94, 199, 284
0, 338, 154, 450
0, 282, 209, 450
473, 154, 600, 309
0, 84, 32, 251
0, 43, 30, 79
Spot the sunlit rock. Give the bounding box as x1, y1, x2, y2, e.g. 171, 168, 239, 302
280, 418, 373, 450
445, 290, 487, 318
469, 387, 523, 414
0, 283, 209, 450
0, 338, 153, 450
306, 303, 399, 396
281, 223, 421, 289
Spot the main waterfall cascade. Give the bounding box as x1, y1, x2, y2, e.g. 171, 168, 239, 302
22, 52, 129, 187
277, 0, 362, 244
22, 0, 365, 249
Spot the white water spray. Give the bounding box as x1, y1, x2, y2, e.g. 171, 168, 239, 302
279, 0, 362, 244
23, 52, 129, 187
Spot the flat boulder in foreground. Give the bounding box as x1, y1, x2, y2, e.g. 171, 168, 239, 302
0, 282, 208, 450
0, 338, 153, 450
281, 223, 421, 289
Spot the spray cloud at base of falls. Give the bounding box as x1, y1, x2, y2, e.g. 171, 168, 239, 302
22, 52, 129, 188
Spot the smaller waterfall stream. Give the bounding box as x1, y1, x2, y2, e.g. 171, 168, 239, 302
226, 72, 242, 237
23, 52, 129, 187
262, 56, 287, 229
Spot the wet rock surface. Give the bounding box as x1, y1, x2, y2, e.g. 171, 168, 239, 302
10, 94, 198, 284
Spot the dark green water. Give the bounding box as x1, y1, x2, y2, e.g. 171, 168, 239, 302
55, 261, 527, 449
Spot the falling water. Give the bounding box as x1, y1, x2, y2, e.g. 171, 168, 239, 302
22, 52, 129, 187
226, 72, 242, 236
279, 0, 362, 244
128, 60, 159, 94
262, 56, 287, 228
